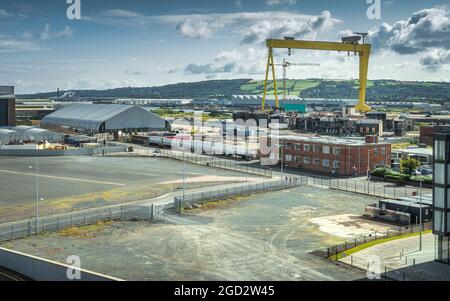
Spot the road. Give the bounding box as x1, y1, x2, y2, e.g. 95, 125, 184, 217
0, 266, 29, 281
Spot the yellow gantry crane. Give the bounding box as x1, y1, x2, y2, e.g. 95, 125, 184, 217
261, 36, 372, 113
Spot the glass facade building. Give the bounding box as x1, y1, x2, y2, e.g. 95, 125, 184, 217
433, 126, 450, 264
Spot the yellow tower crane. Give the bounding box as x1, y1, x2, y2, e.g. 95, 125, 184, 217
261, 36, 372, 113
271, 58, 320, 101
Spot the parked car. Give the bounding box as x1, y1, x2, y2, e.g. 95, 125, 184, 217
418, 165, 433, 175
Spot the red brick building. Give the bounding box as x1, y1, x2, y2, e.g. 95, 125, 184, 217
420, 125, 434, 146
261, 134, 391, 176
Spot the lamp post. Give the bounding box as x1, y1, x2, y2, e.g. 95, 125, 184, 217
280, 141, 284, 182
31, 155, 39, 234
419, 178, 423, 251
182, 142, 186, 211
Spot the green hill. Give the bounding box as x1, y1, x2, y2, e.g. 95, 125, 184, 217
18, 79, 450, 103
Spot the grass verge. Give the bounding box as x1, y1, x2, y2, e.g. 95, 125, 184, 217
329, 230, 432, 261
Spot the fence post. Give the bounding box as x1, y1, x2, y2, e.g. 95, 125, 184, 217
11, 225, 14, 240
150, 204, 154, 221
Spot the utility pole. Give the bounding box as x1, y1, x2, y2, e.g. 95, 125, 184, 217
280, 141, 284, 182
419, 178, 423, 251
35, 155, 39, 234
182, 146, 186, 208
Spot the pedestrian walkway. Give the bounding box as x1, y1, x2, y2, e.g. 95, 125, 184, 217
339, 232, 450, 281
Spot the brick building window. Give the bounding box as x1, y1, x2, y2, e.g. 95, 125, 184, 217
303, 144, 310, 152
323, 146, 330, 154
286, 143, 292, 150
303, 157, 311, 164
381, 147, 386, 156
333, 160, 341, 169
374, 148, 378, 156
313, 145, 321, 153
333, 147, 341, 155
323, 159, 330, 167
295, 156, 301, 163
313, 158, 320, 165
285, 154, 292, 162
294, 143, 301, 150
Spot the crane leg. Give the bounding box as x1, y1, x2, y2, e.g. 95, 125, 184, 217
262, 48, 272, 110
355, 50, 371, 113
270, 50, 279, 109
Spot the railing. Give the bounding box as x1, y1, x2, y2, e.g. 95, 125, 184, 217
342, 249, 437, 281
174, 180, 301, 213
0, 203, 166, 243
128, 148, 273, 178
327, 222, 432, 260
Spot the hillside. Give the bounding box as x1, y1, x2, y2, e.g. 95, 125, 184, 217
18, 79, 450, 103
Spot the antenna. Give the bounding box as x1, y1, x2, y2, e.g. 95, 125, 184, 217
354, 32, 368, 44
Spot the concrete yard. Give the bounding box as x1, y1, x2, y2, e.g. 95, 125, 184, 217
0, 156, 263, 221
2, 186, 386, 281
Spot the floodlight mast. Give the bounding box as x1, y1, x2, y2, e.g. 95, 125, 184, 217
261, 37, 372, 113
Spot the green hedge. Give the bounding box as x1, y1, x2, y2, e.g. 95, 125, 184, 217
370, 167, 432, 184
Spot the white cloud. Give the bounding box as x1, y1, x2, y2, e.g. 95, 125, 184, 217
184, 62, 236, 75
91, 10, 341, 43
40, 24, 73, 41
241, 11, 336, 44
266, 0, 296, 6
175, 18, 217, 39
369, 7, 450, 54
0, 8, 13, 18
0, 36, 42, 52
420, 49, 450, 72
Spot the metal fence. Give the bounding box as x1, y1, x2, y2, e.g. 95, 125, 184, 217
298, 176, 422, 200
327, 222, 432, 260
0, 203, 166, 243
174, 180, 301, 213
131, 148, 273, 178
343, 250, 438, 281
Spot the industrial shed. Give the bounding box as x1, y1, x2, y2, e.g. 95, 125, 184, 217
0, 127, 64, 144
41, 104, 166, 134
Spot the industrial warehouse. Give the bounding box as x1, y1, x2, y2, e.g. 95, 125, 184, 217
41, 104, 167, 134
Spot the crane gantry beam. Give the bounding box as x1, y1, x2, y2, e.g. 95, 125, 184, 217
261, 38, 372, 113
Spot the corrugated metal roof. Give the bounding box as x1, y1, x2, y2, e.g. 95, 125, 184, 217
41, 104, 164, 131
0, 129, 15, 137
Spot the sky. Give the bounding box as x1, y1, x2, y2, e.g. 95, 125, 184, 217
0, 0, 449, 94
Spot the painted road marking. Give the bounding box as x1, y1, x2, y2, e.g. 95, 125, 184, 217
0, 169, 125, 186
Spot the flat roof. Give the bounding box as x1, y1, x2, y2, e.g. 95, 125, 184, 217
393, 148, 433, 156
380, 199, 432, 208
277, 134, 388, 146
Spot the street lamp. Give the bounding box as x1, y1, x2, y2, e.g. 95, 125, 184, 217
280, 141, 284, 182
419, 177, 423, 251
29, 156, 39, 234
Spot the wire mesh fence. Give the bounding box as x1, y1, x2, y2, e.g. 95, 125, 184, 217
174, 179, 301, 213
301, 176, 422, 200
343, 249, 438, 281
0, 203, 166, 243
327, 222, 432, 260
130, 148, 273, 178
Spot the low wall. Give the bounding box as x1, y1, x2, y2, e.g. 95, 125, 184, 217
0, 247, 122, 281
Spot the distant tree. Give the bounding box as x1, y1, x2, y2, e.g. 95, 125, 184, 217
400, 158, 420, 176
